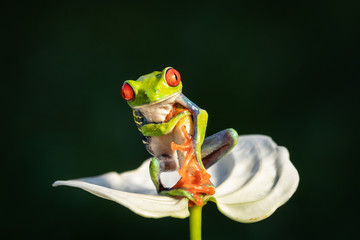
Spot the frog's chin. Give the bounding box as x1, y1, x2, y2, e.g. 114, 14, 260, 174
132, 91, 182, 109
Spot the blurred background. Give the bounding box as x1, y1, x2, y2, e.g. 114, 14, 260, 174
5, 1, 359, 239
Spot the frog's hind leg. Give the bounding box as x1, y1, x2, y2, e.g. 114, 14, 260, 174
150, 155, 179, 192
149, 157, 163, 192
201, 128, 238, 169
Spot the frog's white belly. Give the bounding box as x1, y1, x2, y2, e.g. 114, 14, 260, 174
134, 92, 180, 123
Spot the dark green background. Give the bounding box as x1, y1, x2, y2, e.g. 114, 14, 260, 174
5, 1, 359, 239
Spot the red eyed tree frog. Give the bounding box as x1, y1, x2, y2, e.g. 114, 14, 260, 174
121, 67, 238, 206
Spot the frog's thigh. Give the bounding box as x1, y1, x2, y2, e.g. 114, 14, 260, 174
148, 134, 179, 170
201, 128, 238, 169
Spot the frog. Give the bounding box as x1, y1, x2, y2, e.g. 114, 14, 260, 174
121, 67, 238, 205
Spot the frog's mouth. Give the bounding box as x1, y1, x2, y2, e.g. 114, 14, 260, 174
132, 91, 182, 109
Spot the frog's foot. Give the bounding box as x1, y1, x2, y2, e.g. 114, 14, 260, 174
159, 186, 215, 206
159, 188, 197, 203
169, 125, 216, 206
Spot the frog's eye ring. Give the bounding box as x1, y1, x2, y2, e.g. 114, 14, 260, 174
121, 83, 135, 101
165, 68, 181, 87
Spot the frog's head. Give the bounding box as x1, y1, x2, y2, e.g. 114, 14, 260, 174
121, 67, 182, 108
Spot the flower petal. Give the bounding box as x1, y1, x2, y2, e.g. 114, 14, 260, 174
208, 135, 299, 223
53, 160, 189, 219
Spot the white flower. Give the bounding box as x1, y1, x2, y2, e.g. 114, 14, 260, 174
53, 135, 299, 223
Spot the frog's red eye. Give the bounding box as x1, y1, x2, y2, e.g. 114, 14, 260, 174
165, 68, 181, 87
121, 83, 135, 101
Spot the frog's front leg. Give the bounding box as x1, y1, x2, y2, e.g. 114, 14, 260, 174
201, 128, 239, 169
140, 111, 191, 137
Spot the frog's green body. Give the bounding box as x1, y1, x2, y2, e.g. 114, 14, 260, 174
122, 67, 238, 202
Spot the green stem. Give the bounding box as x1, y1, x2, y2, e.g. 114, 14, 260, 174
189, 205, 203, 240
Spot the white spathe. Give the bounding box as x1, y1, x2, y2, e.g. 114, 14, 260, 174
53, 135, 299, 223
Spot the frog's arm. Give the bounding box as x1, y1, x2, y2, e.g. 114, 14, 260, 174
177, 93, 208, 169
141, 110, 191, 137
